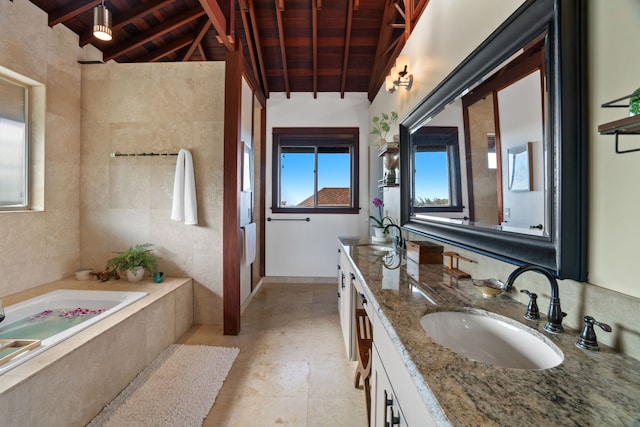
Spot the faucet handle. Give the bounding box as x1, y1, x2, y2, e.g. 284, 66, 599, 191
576, 315, 612, 351
520, 289, 540, 320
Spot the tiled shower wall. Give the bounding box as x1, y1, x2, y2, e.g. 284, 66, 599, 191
80, 62, 226, 324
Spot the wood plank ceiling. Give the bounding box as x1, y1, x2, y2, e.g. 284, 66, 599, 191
27, 0, 428, 101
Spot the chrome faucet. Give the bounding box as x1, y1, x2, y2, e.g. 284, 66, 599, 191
506, 265, 565, 333
383, 224, 405, 248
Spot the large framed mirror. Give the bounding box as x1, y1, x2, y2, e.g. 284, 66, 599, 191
399, 0, 587, 280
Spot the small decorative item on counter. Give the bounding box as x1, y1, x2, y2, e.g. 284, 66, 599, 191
153, 271, 165, 283
368, 197, 394, 236
95, 269, 120, 282
629, 88, 640, 116
74, 269, 93, 281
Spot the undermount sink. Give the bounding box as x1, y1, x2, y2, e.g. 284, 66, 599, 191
420, 308, 564, 370
354, 243, 395, 253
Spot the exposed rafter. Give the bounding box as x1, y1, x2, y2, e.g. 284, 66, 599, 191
238, 0, 261, 94
182, 19, 213, 61
49, 0, 100, 27
199, 0, 235, 51
246, 0, 269, 97
367, 0, 407, 100
79, 0, 177, 46
312, 0, 318, 98
103, 8, 206, 61
274, 0, 290, 98
339, 0, 356, 98
137, 34, 196, 62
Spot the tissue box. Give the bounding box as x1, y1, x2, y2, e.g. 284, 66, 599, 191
406, 240, 443, 264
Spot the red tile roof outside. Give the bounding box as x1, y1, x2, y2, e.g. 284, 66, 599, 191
297, 187, 351, 207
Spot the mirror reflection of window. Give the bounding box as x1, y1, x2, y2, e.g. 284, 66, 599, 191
411, 127, 463, 213
487, 134, 496, 169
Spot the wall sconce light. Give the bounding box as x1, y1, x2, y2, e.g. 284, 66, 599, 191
386, 56, 413, 93
93, 1, 113, 42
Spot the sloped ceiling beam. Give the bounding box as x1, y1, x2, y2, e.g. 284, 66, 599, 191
339, 0, 356, 98
137, 34, 196, 62
312, 0, 318, 97
182, 19, 213, 61
274, 0, 290, 97
79, 0, 176, 46
246, 0, 270, 97
238, 0, 262, 94
103, 8, 206, 61
49, 0, 100, 27
199, 0, 234, 51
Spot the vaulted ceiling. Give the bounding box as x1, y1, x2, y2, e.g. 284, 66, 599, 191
28, 0, 428, 101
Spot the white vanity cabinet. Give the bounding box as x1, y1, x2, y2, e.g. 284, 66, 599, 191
337, 248, 354, 360
371, 312, 436, 427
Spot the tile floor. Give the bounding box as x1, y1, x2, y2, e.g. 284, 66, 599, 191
177, 282, 368, 427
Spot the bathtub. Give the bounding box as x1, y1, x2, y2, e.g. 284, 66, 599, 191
0, 289, 147, 375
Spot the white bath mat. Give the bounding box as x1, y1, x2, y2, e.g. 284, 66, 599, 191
88, 344, 239, 427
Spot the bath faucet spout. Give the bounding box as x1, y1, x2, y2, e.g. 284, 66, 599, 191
383, 224, 405, 249
506, 265, 564, 333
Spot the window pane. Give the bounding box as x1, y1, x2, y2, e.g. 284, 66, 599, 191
317, 147, 350, 207
280, 147, 314, 207
0, 77, 27, 208
414, 148, 451, 207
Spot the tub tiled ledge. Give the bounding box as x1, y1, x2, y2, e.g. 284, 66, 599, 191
0, 276, 193, 426
339, 237, 640, 426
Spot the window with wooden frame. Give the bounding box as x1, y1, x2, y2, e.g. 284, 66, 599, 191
272, 127, 359, 214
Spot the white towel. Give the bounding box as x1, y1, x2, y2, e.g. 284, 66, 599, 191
242, 222, 256, 266
171, 149, 198, 225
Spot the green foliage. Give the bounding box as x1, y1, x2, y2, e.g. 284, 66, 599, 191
106, 243, 158, 273
370, 112, 398, 139
414, 197, 450, 207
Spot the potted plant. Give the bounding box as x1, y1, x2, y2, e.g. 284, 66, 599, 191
369, 197, 395, 238
370, 111, 398, 143
106, 243, 158, 282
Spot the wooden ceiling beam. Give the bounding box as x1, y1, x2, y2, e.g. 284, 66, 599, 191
182, 19, 212, 61
274, 0, 290, 98
247, 0, 270, 98
198, 43, 208, 60
49, 0, 100, 27
238, 1, 262, 96
339, 0, 356, 98
136, 34, 196, 62
103, 8, 206, 61
312, 0, 318, 98
79, 0, 177, 46
367, 0, 405, 100
199, 0, 234, 51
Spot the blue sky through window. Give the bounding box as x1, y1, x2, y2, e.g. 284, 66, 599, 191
280, 151, 350, 206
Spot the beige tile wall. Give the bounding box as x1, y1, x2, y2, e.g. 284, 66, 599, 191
0, 0, 90, 297
80, 61, 226, 324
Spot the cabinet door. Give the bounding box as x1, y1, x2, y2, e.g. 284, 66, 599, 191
372, 345, 408, 427
338, 255, 354, 360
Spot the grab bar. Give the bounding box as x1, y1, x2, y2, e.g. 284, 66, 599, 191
267, 217, 310, 222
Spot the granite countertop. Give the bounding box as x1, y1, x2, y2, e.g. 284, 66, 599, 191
339, 237, 640, 426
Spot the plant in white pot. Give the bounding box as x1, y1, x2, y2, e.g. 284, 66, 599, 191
106, 243, 158, 282
369, 197, 395, 239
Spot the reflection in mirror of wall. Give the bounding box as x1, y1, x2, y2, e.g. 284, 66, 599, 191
399, 0, 587, 280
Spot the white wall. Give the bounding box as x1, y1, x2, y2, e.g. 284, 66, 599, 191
588, 0, 640, 298
266, 92, 370, 277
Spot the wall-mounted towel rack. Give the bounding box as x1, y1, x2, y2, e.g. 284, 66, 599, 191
110, 152, 179, 158
267, 217, 310, 222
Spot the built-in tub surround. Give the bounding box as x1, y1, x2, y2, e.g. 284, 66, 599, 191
0, 289, 147, 375
339, 237, 640, 426
0, 277, 193, 427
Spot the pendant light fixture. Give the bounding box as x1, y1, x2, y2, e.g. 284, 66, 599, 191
93, 0, 112, 41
